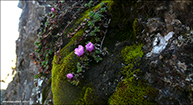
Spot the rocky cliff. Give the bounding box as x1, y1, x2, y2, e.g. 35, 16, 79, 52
3, 0, 193, 105
3, 0, 56, 104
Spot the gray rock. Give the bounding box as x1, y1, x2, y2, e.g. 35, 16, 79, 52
4, 1, 55, 104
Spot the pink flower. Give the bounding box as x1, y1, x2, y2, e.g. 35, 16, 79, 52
75, 45, 84, 57
51, 8, 55, 12
85, 42, 94, 52
67, 73, 73, 79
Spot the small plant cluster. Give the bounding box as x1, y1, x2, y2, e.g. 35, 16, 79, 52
66, 0, 96, 38
84, 0, 94, 8
66, 2, 111, 86
30, 0, 88, 80
67, 42, 107, 86
68, 2, 111, 44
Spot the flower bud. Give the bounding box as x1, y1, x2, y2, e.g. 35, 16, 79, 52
51, 8, 55, 12
75, 45, 84, 56
85, 42, 94, 52
67, 73, 73, 79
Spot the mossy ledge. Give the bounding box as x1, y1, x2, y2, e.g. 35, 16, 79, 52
51, 0, 158, 104
51, 1, 114, 104
108, 77, 158, 105
108, 44, 158, 104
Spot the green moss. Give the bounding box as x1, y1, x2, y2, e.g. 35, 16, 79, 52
51, 1, 115, 104
52, 51, 80, 104
120, 43, 144, 77
84, 87, 93, 103
76, 86, 97, 105
133, 18, 139, 38
84, 87, 97, 104
120, 44, 143, 75
121, 44, 143, 64
108, 44, 158, 104
108, 76, 158, 105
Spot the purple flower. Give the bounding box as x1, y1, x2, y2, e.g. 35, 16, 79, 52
67, 73, 73, 79
85, 42, 94, 52
51, 8, 55, 12
75, 45, 84, 57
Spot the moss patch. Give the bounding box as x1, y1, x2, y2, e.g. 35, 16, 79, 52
52, 52, 80, 104
133, 18, 140, 38
108, 44, 158, 104
108, 76, 158, 105
75, 86, 98, 105
121, 44, 143, 63
121, 44, 143, 75
51, 1, 115, 104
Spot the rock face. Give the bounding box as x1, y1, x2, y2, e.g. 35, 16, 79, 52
3, 0, 193, 105
3, 0, 56, 104
140, 1, 193, 104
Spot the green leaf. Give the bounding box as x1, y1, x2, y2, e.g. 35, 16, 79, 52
35, 49, 40, 53
34, 75, 38, 79
94, 13, 101, 21
38, 54, 41, 58
52, 13, 55, 18
55, 35, 59, 37
100, 2, 105, 7
46, 61, 48, 65
38, 32, 42, 35
94, 26, 100, 32
71, 80, 79, 86
89, 0, 93, 4
42, 61, 46, 65
77, 62, 81, 67
88, 1, 93, 8
101, 7, 107, 12
34, 41, 40, 46
96, 50, 101, 54
89, 11, 95, 18
45, 57, 49, 61
38, 37, 42, 40
77, 67, 82, 73
34, 74, 40, 79
45, 22, 48, 27
95, 37, 100, 42
84, 62, 88, 66
49, 50, 53, 54
90, 31, 96, 36
38, 45, 42, 49
84, 3, 88, 7
88, 21, 95, 28
88, 3, 92, 8
95, 56, 102, 63
46, 54, 49, 58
